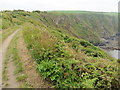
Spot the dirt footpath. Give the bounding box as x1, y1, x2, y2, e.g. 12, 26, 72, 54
17, 32, 52, 88
0, 29, 20, 89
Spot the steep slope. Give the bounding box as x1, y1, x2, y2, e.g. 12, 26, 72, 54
22, 22, 119, 88
1, 10, 119, 88
37, 11, 118, 45
2, 10, 118, 45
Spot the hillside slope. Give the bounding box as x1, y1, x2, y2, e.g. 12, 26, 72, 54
40, 11, 118, 45
1, 10, 118, 45
1, 10, 119, 88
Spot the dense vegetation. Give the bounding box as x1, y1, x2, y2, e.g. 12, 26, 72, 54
1, 10, 119, 88
1, 10, 118, 44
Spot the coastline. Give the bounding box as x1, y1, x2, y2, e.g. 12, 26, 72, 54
99, 46, 120, 50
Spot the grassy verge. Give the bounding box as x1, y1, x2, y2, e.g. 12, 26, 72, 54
2, 56, 9, 87
0, 31, 2, 45
0, 26, 20, 44
2, 31, 31, 88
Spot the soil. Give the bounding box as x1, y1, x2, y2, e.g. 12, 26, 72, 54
17, 32, 52, 88
6, 57, 19, 88
0, 29, 52, 89
0, 30, 2, 34
0, 29, 20, 89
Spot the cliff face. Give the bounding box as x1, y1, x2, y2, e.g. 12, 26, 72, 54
37, 11, 118, 45
1, 10, 118, 46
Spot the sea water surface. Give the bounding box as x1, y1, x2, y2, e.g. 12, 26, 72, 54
105, 50, 120, 59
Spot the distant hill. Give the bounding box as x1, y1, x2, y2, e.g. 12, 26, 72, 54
1, 10, 118, 45
40, 10, 118, 45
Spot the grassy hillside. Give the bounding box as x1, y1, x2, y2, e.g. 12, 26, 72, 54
22, 23, 119, 88
2, 10, 118, 44
45, 11, 118, 44
1, 10, 119, 88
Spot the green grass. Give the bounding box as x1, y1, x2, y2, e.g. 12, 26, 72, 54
10, 31, 31, 88
0, 26, 20, 44
2, 31, 20, 87
12, 31, 33, 88
0, 32, 2, 45
48, 10, 118, 17
11, 35, 23, 74
2, 31, 31, 88
16, 74, 28, 81
2, 60, 9, 86
2, 10, 119, 88
23, 23, 119, 88
1, 10, 117, 44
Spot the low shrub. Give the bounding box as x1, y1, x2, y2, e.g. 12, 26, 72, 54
23, 22, 119, 89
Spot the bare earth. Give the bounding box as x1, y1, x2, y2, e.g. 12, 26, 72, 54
0, 29, 20, 89
6, 56, 19, 88
17, 32, 52, 88
0, 30, 2, 34
0, 29, 51, 89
